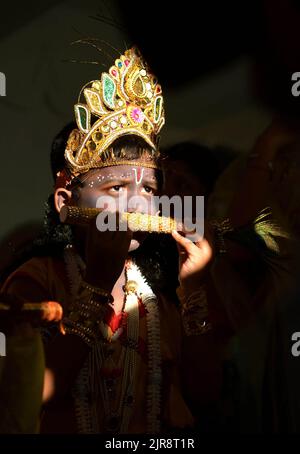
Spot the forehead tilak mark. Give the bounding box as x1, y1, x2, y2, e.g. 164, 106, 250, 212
133, 167, 144, 185
86, 168, 158, 188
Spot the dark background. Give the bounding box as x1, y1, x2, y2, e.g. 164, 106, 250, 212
1, 0, 300, 434
1, 0, 300, 237
0, 0, 277, 238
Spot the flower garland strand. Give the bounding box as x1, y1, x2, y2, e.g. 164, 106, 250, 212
129, 264, 162, 433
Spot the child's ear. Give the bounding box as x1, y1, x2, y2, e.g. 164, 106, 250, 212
54, 188, 73, 213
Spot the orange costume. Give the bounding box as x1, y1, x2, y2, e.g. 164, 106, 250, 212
1, 46, 195, 434
2, 252, 194, 433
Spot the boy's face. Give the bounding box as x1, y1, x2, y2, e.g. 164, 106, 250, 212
73, 163, 161, 251
75, 164, 160, 210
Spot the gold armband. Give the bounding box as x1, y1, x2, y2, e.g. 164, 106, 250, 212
177, 286, 212, 336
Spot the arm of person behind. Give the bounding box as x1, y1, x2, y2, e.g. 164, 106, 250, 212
0, 273, 69, 433
1, 273, 89, 405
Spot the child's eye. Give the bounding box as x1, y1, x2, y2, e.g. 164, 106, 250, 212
142, 186, 155, 194
110, 185, 124, 192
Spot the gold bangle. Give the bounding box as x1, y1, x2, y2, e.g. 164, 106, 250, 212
176, 285, 212, 335
210, 218, 233, 255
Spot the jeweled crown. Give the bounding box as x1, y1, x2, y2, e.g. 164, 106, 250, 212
65, 46, 165, 176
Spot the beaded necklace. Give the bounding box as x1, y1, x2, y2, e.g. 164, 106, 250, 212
64, 245, 162, 433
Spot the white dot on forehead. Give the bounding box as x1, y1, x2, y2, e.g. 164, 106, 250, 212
85, 168, 159, 188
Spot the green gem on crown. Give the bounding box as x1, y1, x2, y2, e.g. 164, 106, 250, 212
75, 104, 90, 133
154, 96, 162, 123
102, 73, 116, 110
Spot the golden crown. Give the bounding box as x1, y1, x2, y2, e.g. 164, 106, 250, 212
65, 46, 165, 176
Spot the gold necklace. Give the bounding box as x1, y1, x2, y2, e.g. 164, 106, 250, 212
65, 246, 162, 433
